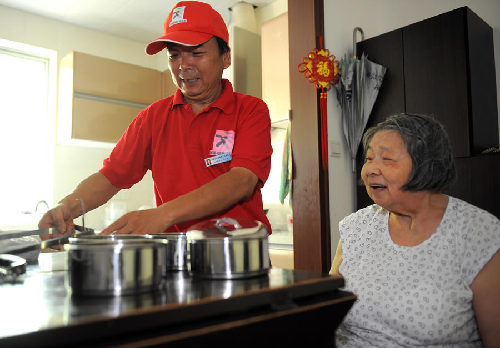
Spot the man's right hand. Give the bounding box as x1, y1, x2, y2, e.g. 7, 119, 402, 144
36, 172, 121, 235
38, 204, 75, 235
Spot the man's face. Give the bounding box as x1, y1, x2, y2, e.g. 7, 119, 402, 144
167, 37, 231, 106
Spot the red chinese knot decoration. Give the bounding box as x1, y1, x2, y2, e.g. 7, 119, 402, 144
298, 37, 340, 170
298, 47, 340, 91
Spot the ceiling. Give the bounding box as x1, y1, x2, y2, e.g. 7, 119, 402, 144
0, 0, 275, 43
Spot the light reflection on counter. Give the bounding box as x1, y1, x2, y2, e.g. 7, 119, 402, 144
0, 268, 69, 336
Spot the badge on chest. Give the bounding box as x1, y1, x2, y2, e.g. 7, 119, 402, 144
205, 130, 234, 167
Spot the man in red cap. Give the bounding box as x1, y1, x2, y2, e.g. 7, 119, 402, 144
39, 1, 273, 235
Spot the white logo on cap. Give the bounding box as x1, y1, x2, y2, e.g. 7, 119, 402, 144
170, 6, 187, 26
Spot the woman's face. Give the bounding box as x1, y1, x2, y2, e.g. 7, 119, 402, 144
361, 130, 413, 211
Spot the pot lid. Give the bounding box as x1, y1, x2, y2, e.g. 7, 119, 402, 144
186, 218, 268, 240
67, 234, 157, 247
145, 232, 186, 240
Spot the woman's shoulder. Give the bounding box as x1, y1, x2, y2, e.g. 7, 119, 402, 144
445, 196, 500, 250
340, 204, 387, 227
339, 205, 388, 248
446, 196, 500, 285
447, 196, 499, 226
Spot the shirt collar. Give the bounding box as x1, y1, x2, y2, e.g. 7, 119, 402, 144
171, 79, 235, 115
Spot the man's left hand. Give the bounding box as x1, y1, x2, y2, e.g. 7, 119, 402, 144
100, 207, 170, 235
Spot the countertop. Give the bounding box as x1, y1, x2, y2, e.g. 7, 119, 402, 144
0, 264, 355, 347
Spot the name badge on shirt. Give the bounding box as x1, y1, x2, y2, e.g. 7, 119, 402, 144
204, 152, 232, 167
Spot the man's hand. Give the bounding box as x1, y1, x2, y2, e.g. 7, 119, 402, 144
100, 207, 171, 235
37, 172, 121, 234
38, 204, 75, 238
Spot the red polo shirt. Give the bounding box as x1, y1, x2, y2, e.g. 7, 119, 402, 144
100, 79, 272, 233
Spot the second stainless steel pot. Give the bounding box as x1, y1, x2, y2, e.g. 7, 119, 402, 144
146, 233, 188, 271
66, 235, 165, 296
187, 218, 270, 279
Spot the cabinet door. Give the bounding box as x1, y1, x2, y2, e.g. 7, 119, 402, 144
403, 8, 470, 157
469, 154, 500, 218
356, 29, 406, 209
465, 9, 499, 153
72, 98, 140, 143
355, 7, 499, 212
448, 153, 500, 218
73, 52, 162, 105
59, 51, 171, 143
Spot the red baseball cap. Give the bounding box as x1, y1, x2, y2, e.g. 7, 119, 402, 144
146, 1, 229, 55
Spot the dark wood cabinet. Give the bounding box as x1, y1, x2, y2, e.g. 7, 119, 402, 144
447, 153, 500, 218
403, 7, 498, 157
355, 7, 499, 217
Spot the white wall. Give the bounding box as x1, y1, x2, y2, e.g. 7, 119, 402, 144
325, 0, 500, 256
255, 0, 287, 27
260, 8, 292, 240
0, 5, 163, 229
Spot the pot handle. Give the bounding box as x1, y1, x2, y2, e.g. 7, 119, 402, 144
215, 218, 242, 231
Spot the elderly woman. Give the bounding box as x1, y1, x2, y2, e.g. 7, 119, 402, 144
330, 113, 500, 347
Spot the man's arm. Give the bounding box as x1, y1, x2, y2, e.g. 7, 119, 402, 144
102, 167, 258, 234
38, 172, 120, 233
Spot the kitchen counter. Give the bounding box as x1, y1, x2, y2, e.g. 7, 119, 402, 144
0, 264, 355, 347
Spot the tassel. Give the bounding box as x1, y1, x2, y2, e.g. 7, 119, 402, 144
320, 88, 328, 170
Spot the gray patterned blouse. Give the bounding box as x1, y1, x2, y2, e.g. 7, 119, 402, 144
336, 196, 500, 347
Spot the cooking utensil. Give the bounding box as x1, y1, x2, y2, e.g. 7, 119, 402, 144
0, 254, 26, 283
66, 235, 165, 296
1, 199, 89, 242
146, 233, 188, 272
0, 225, 94, 241
187, 218, 270, 279
0, 225, 95, 263
40, 225, 95, 249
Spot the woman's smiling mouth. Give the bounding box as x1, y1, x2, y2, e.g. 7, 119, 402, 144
369, 183, 387, 190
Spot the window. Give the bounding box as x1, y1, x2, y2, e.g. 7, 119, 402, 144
0, 39, 56, 227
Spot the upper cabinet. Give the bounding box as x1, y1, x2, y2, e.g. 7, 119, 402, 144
358, 7, 499, 158
356, 7, 499, 217
59, 52, 177, 143
68, 51, 163, 105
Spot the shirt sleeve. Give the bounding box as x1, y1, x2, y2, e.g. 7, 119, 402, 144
455, 201, 500, 285
230, 97, 272, 187
339, 211, 358, 254
99, 107, 153, 189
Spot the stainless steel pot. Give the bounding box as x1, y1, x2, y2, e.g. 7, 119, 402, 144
187, 218, 269, 279
66, 235, 165, 296
146, 233, 188, 271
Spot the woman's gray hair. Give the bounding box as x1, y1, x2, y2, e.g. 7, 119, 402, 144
362, 113, 456, 192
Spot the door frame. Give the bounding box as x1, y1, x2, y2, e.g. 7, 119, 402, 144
288, 0, 331, 273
